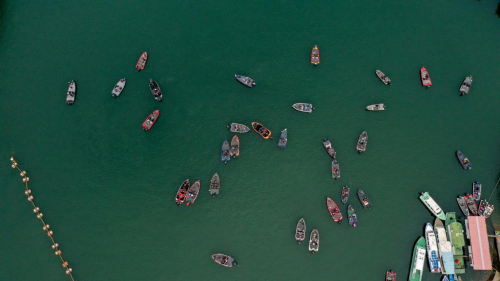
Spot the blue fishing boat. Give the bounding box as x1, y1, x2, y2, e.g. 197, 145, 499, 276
221, 140, 230, 164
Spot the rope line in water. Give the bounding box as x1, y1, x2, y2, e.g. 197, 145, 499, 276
10, 157, 76, 281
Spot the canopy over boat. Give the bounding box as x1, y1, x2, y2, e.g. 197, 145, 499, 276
136, 52, 148, 71
311, 45, 320, 65
235, 74, 256, 88
66, 80, 76, 105
186, 180, 201, 206
142, 110, 160, 131
175, 179, 190, 205
251, 122, 272, 139
112, 78, 126, 97
209, 173, 220, 197
278, 129, 288, 149
376, 70, 391, 85
212, 253, 237, 267
295, 218, 306, 243
221, 140, 231, 164
322, 138, 336, 159
292, 103, 314, 113
227, 123, 250, 133
356, 131, 368, 153
308, 229, 319, 253
326, 197, 343, 223
459, 75, 473, 96
421, 67, 432, 88
230, 136, 240, 158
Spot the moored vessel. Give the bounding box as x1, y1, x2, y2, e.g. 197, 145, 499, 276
472, 182, 481, 201
251, 122, 272, 139
464, 194, 478, 215
112, 78, 126, 97
149, 79, 163, 102
483, 202, 495, 218
331, 160, 340, 180
459, 75, 473, 96
445, 212, 465, 274
142, 110, 160, 131
357, 189, 371, 209
434, 218, 455, 275
292, 103, 314, 113
366, 104, 385, 111
347, 205, 358, 227
212, 253, 237, 267
376, 70, 391, 85
456, 196, 470, 216
326, 197, 343, 224
227, 123, 250, 133
278, 129, 288, 149
295, 218, 306, 243
311, 45, 320, 65
136, 52, 148, 71
308, 229, 319, 253
66, 80, 76, 105
419, 192, 446, 220
175, 179, 190, 206
478, 200, 488, 216
230, 136, 240, 158
356, 131, 368, 153
186, 180, 201, 206
385, 270, 397, 281
408, 237, 426, 281
341, 186, 349, 204
425, 223, 441, 273
420, 67, 432, 88
235, 74, 256, 88
456, 151, 471, 170
221, 140, 231, 164
209, 173, 220, 197
322, 138, 336, 159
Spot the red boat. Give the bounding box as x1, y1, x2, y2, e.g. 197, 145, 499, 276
311, 45, 320, 65
136, 52, 148, 71
385, 270, 397, 281
175, 179, 190, 206
326, 197, 343, 224
420, 67, 432, 88
142, 110, 160, 131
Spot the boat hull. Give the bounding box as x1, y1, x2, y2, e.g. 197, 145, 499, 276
230, 136, 240, 158
357, 189, 371, 209
251, 122, 272, 139
311, 45, 320, 65
66, 80, 76, 105
308, 229, 319, 252
186, 181, 201, 206
175, 179, 190, 205
376, 70, 391, 85
278, 129, 287, 149
221, 140, 231, 163
356, 131, 368, 153
326, 197, 343, 223
212, 253, 236, 267
420, 67, 432, 88
295, 218, 306, 242
228, 123, 250, 133
136, 52, 148, 71
112, 78, 126, 97
142, 110, 160, 131
459, 75, 472, 96
209, 173, 220, 197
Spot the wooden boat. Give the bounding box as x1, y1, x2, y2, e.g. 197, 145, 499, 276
472, 181, 481, 201
357, 189, 371, 209
322, 138, 336, 159
186, 180, 201, 206
142, 110, 160, 131
111, 78, 126, 97
464, 194, 478, 215
295, 218, 306, 243
230, 136, 240, 158
149, 79, 163, 102
235, 74, 255, 88
292, 103, 314, 113
341, 186, 349, 204
366, 104, 385, 111
221, 140, 231, 164
251, 122, 272, 139
347, 205, 358, 227
209, 173, 220, 197
136, 52, 148, 71
385, 270, 397, 281
331, 160, 340, 180
421, 67, 432, 88
175, 179, 190, 206
212, 253, 237, 267
459, 75, 473, 96
66, 80, 76, 105
376, 70, 391, 85
326, 197, 343, 224
456, 151, 471, 170
356, 131, 368, 153
311, 45, 320, 65
278, 129, 287, 149
308, 229, 319, 253
456, 196, 470, 216
227, 123, 250, 133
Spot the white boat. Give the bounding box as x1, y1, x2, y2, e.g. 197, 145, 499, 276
366, 104, 385, 111
419, 192, 446, 220
66, 80, 76, 105
112, 78, 126, 97
292, 103, 314, 113
425, 223, 441, 273
434, 219, 455, 275
308, 229, 319, 253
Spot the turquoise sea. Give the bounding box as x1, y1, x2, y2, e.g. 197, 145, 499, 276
1, 0, 500, 280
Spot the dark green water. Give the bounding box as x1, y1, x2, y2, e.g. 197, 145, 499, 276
1, 0, 500, 280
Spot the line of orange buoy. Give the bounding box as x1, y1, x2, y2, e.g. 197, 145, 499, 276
10, 157, 76, 281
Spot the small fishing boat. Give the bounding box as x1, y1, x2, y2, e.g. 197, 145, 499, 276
142, 110, 160, 131
357, 190, 371, 209
322, 138, 336, 159
311, 45, 320, 65
212, 253, 237, 268
149, 79, 163, 102
347, 205, 358, 227
341, 186, 349, 204
459, 75, 473, 96
472, 182, 481, 201
209, 173, 220, 197
478, 200, 488, 216
464, 194, 478, 215
425, 222, 441, 273
385, 270, 397, 281
136, 52, 148, 71
175, 179, 190, 206
326, 197, 343, 224
419, 192, 446, 220
292, 103, 314, 113
278, 129, 288, 149
221, 140, 231, 164
456, 196, 470, 216
483, 203, 494, 218
227, 123, 250, 133
230, 136, 240, 158
409, 237, 426, 281
356, 131, 368, 153
331, 160, 340, 180
251, 122, 272, 139
186, 180, 201, 206
421, 67, 432, 88
111, 78, 126, 97
366, 104, 385, 111
66, 80, 76, 105
376, 70, 391, 85
295, 218, 306, 243
235, 74, 256, 88
456, 151, 471, 170
308, 229, 319, 253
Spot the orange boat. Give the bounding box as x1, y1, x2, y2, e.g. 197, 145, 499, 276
420, 67, 432, 88
311, 45, 320, 65
142, 110, 160, 131
136, 52, 148, 71
251, 122, 272, 139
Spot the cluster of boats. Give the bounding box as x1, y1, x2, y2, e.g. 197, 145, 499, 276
174, 173, 221, 206
456, 182, 494, 218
